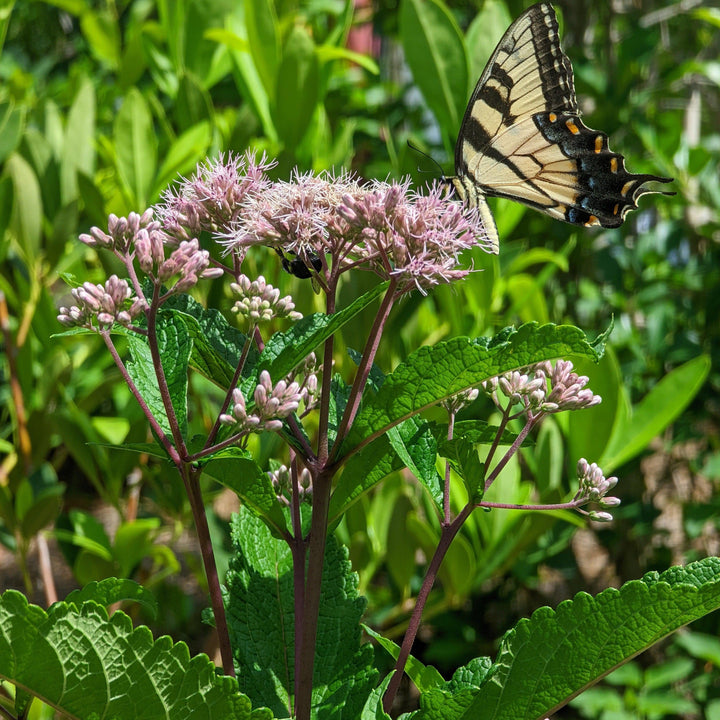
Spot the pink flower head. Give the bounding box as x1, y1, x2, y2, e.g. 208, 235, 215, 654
156, 151, 276, 242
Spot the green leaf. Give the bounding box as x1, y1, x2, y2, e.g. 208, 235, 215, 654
113, 518, 162, 578
0, 101, 23, 163
19, 486, 65, 539
255, 281, 389, 385
219, 20, 277, 141
174, 72, 214, 131
601, 354, 711, 472
341, 323, 605, 458
386, 494, 417, 593
114, 88, 157, 207
0, 590, 266, 719
330, 434, 400, 526
245, 0, 280, 99
444, 437, 485, 501
316, 44, 380, 75
360, 671, 394, 720
126, 312, 191, 439
363, 625, 445, 693
565, 348, 623, 477
226, 506, 377, 717
0, 174, 14, 255
61, 76, 96, 205
4, 153, 42, 258
155, 121, 212, 193
462, 558, 720, 720
399, 0, 467, 151
437, 419, 529, 449
204, 451, 289, 537
464, 0, 512, 82
329, 417, 441, 525
273, 26, 319, 150
163, 294, 258, 387
398, 658, 493, 719
80, 7, 121, 67
64, 578, 159, 618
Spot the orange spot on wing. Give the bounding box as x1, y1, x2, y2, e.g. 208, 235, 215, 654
584, 215, 599, 226
594, 136, 603, 153
565, 120, 579, 134
610, 158, 618, 173
548, 112, 557, 122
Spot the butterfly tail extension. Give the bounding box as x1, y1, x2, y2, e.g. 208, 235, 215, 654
532, 111, 674, 228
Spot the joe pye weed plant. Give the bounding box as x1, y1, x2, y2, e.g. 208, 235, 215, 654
2, 151, 719, 720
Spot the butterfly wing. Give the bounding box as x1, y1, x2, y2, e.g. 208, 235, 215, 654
453, 2, 672, 248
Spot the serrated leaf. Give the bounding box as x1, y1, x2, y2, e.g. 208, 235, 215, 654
163, 294, 259, 386
226, 506, 377, 717
329, 417, 441, 525
0, 590, 266, 719
340, 323, 604, 458
64, 578, 159, 618
463, 558, 720, 720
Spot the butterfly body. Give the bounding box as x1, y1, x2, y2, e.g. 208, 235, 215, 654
452, 3, 673, 249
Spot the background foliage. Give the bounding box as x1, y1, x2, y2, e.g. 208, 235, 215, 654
1, 0, 718, 717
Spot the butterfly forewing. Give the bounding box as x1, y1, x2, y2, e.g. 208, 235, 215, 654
453, 2, 672, 246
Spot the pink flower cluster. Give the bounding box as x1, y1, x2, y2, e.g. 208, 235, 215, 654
58, 276, 143, 330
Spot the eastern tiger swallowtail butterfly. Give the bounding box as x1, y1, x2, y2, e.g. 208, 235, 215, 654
451, 2, 673, 250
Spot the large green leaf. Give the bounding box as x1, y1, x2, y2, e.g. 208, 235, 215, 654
340, 323, 605, 459
245, 0, 280, 99
0, 590, 269, 719
273, 26, 319, 151
226, 506, 377, 718
402, 558, 720, 720
600, 354, 711, 472
114, 88, 157, 208
399, 0, 467, 152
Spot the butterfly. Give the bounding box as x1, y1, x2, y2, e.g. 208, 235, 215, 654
450, 2, 673, 250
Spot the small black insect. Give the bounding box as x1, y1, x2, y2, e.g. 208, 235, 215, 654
276, 249, 323, 279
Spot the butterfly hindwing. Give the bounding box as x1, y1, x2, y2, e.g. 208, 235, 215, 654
452, 2, 672, 249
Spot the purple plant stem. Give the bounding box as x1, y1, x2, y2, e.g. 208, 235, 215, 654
183, 464, 236, 677
382, 503, 474, 713
330, 278, 399, 461
294, 465, 333, 720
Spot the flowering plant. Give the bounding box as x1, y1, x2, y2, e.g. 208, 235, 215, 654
2, 152, 720, 720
